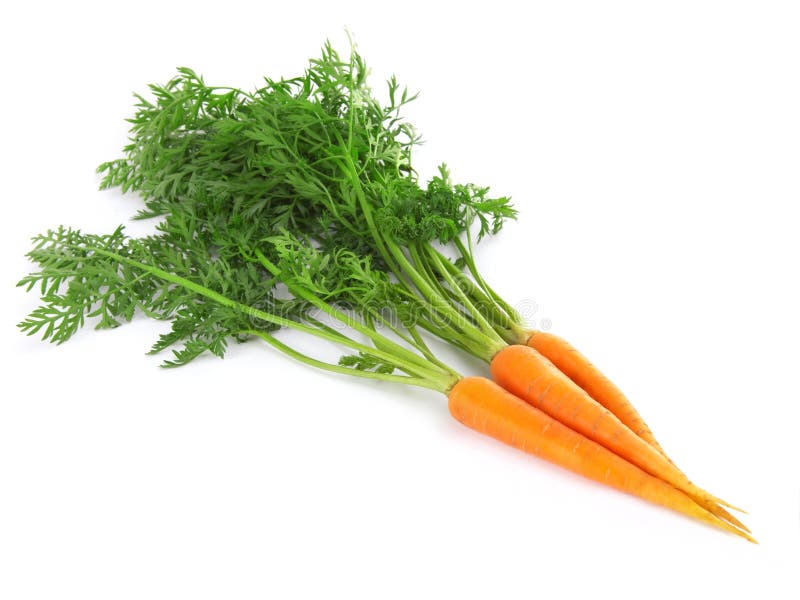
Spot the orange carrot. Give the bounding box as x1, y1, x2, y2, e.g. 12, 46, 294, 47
526, 331, 744, 513
527, 331, 665, 454
448, 377, 753, 541
489, 344, 749, 532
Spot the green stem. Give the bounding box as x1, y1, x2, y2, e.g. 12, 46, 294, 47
342, 155, 407, 283
406, 243, 492, 337
404, 322, 454, 374
454, 236, 524, 328
364, 309, 417, 349
361, 308, 452, 374
424, 245, 505, 349
362, 311, 407, 360
87, 245, 452, 384
383, 241, 499, 360
412, 313, 490, 360
304, 314, 360, 344
391, 288, 486, 357
408, 242, 452, 309
434, 252, 514, 330
394, 259, 477, 338
246, 330, 454, 393
254, 249, 453, 378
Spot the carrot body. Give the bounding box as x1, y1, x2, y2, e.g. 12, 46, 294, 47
527, 331, 665, 454
448, 377, 750, 540
489, 344, 748, 532
526, 332, 744, 514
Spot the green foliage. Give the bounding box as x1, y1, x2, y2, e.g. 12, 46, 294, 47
19, 40, 521, 381
374, 165, 516, 244
98, 41, 513, 252
267, 230, 403, 312
338, 352, 396, 375
93, 40, 521, 351
18, 225, 279, 366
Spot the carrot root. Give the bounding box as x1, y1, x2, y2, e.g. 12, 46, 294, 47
448, 377, 754, 542
527, 331, 667, 452
489, 344, 749, 534
527, 333, 751, 517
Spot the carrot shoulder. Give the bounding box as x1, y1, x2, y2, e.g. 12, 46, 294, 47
448, 377, 752, 541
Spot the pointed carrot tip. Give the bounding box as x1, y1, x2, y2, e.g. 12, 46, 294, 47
706, 493, 747, 514
728, 526, 757, 544
730, 523, 757, 544
706, 509, 755, 543
719, 500, 748, 514
724, 514, 751, 534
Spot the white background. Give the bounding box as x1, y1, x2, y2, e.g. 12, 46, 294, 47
2, 1, 799, 598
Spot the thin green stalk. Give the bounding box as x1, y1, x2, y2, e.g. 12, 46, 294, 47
408, 242, 453, 309
424, 245, 505, 347
406, 243, 493, 337
402, 322, 454, 374
391, 286, 487, 357
87, 244, 452, 383
407, 250, 495, 333
454, 236, 524, 328
412, 313, 489, 360
433, 285, 484, 329
304, 314, 359, 344
344, 160, 407, 283
435, 246, 517, 332
362, 311, 411, 360
364, 309, 417, 349
383, 240, 500, 360
254, 249, 451, 377
247, 329, 454, 393
392, 267, 480, 343
452, 270, 514, 330
440, 274, 518, 344
361, 308, 453, 376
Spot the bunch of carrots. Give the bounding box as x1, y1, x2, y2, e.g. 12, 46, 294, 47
18, 41, 753, 541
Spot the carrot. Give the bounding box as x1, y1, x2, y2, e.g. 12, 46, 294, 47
489, 344, 749, 533
527, 331, 666, 454
526, 331, 744, 513
448, 377, 754, 541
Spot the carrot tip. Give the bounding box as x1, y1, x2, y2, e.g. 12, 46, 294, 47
725, 520, 757, 544
711, 496, 748, 514
717, 509, 751, 534
692, 492, 752, 534
721, 520, 757, 543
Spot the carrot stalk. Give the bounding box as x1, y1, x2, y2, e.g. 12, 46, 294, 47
490, 344, 749, 532
448, 377, 755, 542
